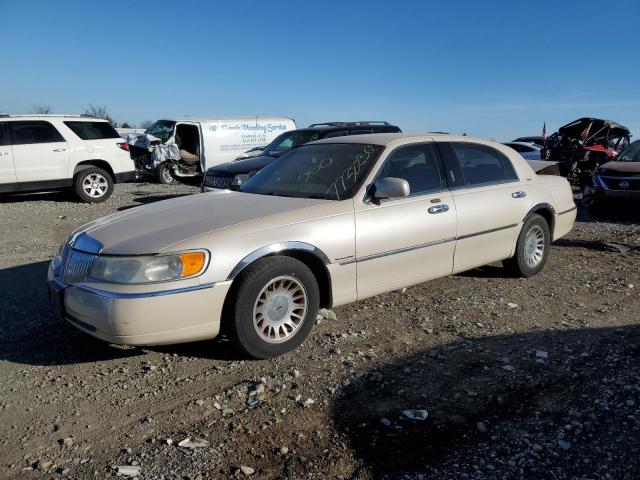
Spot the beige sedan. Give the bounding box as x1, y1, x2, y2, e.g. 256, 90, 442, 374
48, 134, 576, 358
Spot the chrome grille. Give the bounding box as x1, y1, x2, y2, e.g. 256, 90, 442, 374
63, 250, 96, 284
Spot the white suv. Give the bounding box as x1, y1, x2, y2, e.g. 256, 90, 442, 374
0, 115, 136, 203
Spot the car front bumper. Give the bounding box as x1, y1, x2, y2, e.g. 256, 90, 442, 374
47, 263, 231, 346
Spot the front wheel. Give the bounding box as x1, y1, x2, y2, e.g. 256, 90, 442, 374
228, 256, 319, 359
502, 214, 550, 277
74, 167, 114, 203
157, 163, 175, 184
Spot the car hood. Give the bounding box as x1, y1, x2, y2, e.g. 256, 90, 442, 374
208, 155, 276, 175
71, 191, 327, 255
598, 161, 640, 175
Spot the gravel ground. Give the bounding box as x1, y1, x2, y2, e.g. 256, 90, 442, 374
1, 183, 639, 479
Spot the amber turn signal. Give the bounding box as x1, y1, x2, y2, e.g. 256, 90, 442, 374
179, 252, 207, 277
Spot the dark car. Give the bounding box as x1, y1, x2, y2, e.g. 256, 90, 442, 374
202, 121, 401, 191
512, 136, 546, 147
583, 140, 640, 210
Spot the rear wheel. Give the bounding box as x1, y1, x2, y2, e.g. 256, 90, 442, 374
157, 163, 175, 184
503, 214, 550, 277
74, 167, 114, 203
228, 256, 319, 359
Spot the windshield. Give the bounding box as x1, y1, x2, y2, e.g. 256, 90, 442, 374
240, 143, 384, 200
263, 130, 322, 157
617, 142, 640, 162
144, 120, 176, 142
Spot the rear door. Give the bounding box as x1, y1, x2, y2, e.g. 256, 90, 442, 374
437, 141, 530, 273
354, 142, 457, 299
10, 121, 70, 182
0, 122, 17, 187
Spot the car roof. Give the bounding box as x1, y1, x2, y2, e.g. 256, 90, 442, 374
0, 114, 108, 121
504, 141, 541, 148
310, 132, 487, 147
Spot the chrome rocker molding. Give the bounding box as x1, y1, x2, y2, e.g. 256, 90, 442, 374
76, 283, 216, 299
227, 241, 332, 281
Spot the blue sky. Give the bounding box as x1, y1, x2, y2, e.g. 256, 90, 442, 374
1, 0, 639, 140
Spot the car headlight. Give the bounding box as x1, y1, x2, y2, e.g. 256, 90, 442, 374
89, 250, 209, 284
231, 174, 249, 187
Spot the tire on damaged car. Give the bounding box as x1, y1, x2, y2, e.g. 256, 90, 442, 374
157, 163, 175, 184
227, 256, 320, 359
502, 213, 550, 278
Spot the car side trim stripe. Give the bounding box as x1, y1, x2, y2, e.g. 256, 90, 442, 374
341, 223, 519, 265
557, 205, 577, 215
456, 223, 519, 241
75, 283, 215, 299
339, 237, 457, 265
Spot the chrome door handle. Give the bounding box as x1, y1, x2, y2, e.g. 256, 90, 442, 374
428, 204, 449, 214
0, 151, 9, 156
512, 191, 527, 198
53, 148, 67, 152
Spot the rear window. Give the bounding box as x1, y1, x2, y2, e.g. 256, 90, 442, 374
64, 121, 120, 140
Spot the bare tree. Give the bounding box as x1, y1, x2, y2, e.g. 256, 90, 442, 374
32, 104, 53, 114
139, 120, 152, 129
82, 104, 117, 127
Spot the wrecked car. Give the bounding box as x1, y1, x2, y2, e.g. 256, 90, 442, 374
543, 117, 631, 187
129, 117, 296, 184
583, 140, 640, 210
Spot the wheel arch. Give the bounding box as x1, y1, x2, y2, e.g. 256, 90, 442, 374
73, 160, 116, 182
226, 242, 333, 309
526, 202, 555, 238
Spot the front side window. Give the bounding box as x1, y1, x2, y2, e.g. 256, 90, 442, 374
241, 143, 384, 200
617, 142, 640, 162
10, 121, 65, 145
64, 121, 120, 140
377, 144, 443, 196
448, 143, 517, 187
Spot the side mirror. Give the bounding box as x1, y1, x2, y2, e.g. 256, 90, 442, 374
371, 177, 410, 201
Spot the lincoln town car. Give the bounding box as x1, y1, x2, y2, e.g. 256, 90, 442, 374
48, 134, 577, 358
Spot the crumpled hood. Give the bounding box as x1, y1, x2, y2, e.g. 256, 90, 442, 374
73, 191, 327, 255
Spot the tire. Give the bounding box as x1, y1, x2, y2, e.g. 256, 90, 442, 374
227, 256, 320, 359
74, 167, 114, 203
502, 213, 550, 278
157, 163, 175, 184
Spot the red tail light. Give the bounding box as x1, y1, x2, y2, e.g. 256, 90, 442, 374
117, 142, 129, 151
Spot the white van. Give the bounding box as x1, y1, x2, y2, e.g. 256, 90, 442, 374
129, 117, 296, 184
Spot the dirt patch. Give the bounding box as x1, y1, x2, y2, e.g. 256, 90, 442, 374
0, 183, 638, 479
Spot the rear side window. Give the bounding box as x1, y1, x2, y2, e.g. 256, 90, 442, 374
64, 121, 120, 140
377, 143, 444, 196
446, 143, 517, 187
0, 123, 9, 146
10, 121, 65, 145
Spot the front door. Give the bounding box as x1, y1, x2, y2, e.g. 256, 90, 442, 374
437, 141, 531, 273
10, 120, 70, 183
0, 122, 16, 186
354, 143, 457, 299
